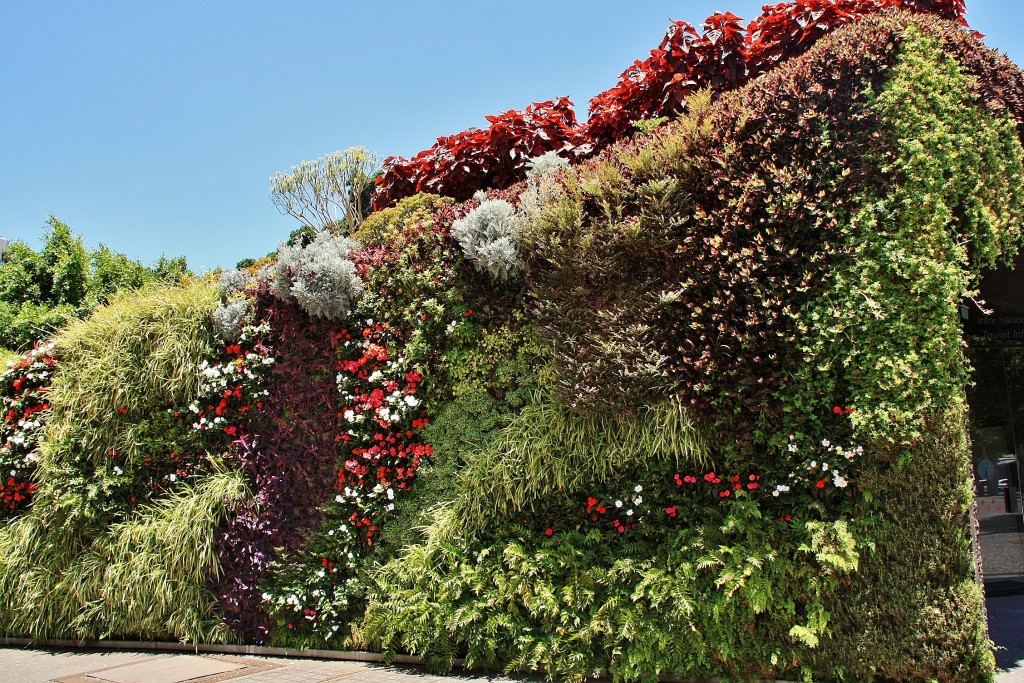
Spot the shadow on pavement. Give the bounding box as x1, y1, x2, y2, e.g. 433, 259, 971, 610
987, 591, 1024, 680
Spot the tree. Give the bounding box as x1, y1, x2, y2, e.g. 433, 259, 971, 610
40, 218, 89, 307
0, 218, 191, 351
269, 147, 381, 235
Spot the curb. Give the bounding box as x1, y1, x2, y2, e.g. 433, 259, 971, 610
0, 637, 452, 668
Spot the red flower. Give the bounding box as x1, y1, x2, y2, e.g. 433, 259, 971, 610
720, 490, 731, 498
224, 425, 238, 437
747, 483, 759, 490
816, 478, 827, 489
118, 407, 128, 414
833, 405, 843, 415
545, 528, 554, 536
665, 506, 678, 517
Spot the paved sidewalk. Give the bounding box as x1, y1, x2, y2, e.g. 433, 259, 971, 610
990, 593, 1024, 683
4, 611, 1024, 683
0, 647, 540, 683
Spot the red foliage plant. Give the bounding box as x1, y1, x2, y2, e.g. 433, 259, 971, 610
373, 0, 970, 209
373, 98, 578, 209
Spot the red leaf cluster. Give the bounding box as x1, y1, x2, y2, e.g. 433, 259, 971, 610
582, 12, 748, 150
373, 98, 578, 210
372, 0, 969, 209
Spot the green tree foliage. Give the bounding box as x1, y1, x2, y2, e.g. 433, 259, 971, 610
0, 217, 191, 351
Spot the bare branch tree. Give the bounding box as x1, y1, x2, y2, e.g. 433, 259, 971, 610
269, 147, 380, 234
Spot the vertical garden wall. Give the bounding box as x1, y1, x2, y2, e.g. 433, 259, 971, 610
2, 6, 1024, 683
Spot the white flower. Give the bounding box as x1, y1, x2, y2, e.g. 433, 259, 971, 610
788, 443, 799, 453
810, 461, 817, 469
822, 462, 829, 471
404, 394, 420, 407
634, 484, 643, 493
821, 439, 831, 448
626, 509, 634, 516
833, 474, 848, 488
633, 496, 643, 506
614, 500, 623, 508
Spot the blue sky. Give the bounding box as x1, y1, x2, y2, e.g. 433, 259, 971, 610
1, 1, 1021, 272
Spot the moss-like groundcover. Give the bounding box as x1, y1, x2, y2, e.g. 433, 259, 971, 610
2, 6, 1023, 683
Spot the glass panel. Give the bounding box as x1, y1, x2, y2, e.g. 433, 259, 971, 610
967, 345, 1024, 579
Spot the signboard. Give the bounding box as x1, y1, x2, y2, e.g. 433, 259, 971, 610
962, 301, 1024, 341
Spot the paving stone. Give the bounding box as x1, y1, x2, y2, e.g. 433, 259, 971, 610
82, 655, 245, 683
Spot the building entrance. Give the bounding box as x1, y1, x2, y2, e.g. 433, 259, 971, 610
967, 346, 1024, 589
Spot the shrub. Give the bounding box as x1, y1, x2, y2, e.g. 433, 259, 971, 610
43, 281, 219, 472
525, 151, 569, 178
212, 270, 255, 342
212, 298, 252, 342
0, 469, 246, 642
270, 231, 362, 321
373, 99, 577, 209
357, 14, 1023, 683
0, 343, 57, 517
372, 0, 970, 209
450, 197, 521, 282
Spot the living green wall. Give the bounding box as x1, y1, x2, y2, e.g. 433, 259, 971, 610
359, 17, 1024, 682
1, 11, 1023, 683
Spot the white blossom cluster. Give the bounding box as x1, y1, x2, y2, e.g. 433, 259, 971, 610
336, 340, 419, 433
778, 434, 862, 494
189, 324, 275, 431
613, 484, 646, 519
0, 343, 56, 477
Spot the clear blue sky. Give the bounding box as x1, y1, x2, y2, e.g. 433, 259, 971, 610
1, 1, 1021, 272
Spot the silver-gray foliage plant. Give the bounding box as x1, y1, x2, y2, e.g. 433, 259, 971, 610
218, 269, 252, 299
525, 151, 569, 179
452, 154, 570, 283
451, 197, 522, 282
212, 269, 255, 341
212, 297, 252, 342
270, 231, 362, 321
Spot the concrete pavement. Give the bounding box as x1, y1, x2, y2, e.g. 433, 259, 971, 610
990, 593, 1024, 683
0, 647, 540, 683
2, 599, 1023, 683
